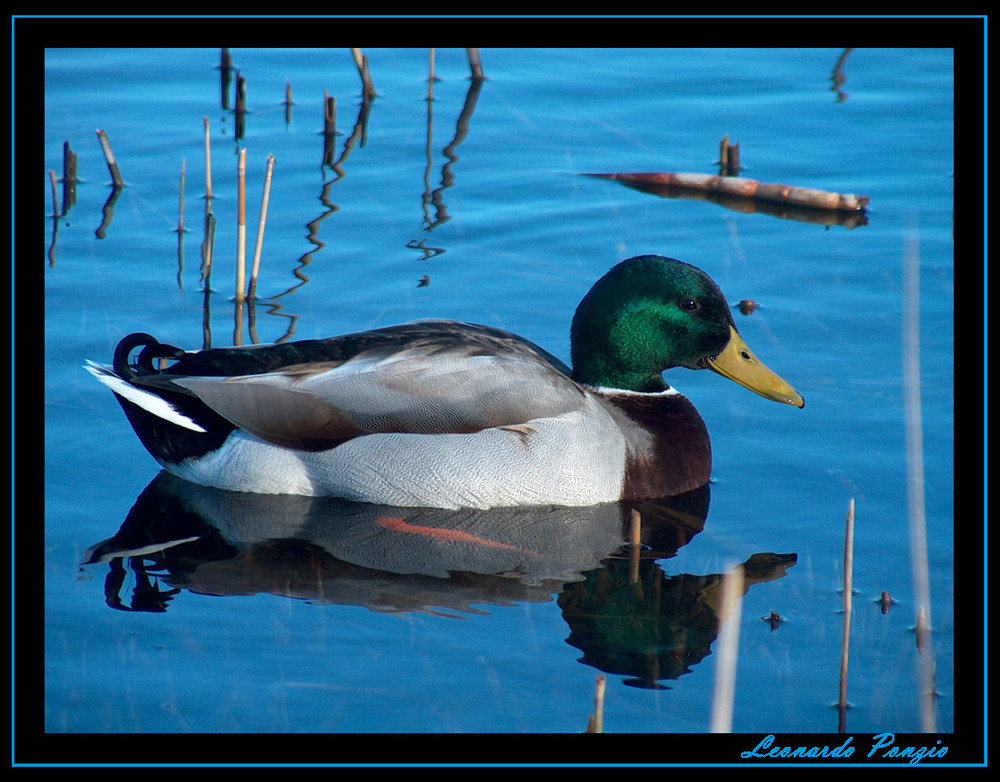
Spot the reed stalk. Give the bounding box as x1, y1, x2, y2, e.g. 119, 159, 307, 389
629, 508, 641, 585
95, 129, 124, 186
467, 48, 484, 80
203, 116, 213, 200
176, 159, 187, 233
903, 229, 936, 732
248, 154, 275, 300
710, 563, 744, 732
350, 48, 376, 101
588, 675, 605, 733
48, 169, 59, 216
235, 148, 247, 305
838, 498, 855, 732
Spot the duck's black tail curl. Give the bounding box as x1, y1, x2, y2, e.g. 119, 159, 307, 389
113, 333, 187, 379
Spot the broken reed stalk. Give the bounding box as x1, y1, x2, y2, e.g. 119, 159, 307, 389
350, 48, 376, 101
838, 498, 855, 733
590, 675, 606, 733
95, 129, 124, 187
903, 228, 936, 732
629, 508, 642, 584
62, 140, 77, 215
235, 148, 247, 305
248, 154, 275, 300
201, 209, 216, 289
284, 80, 294, 124
324, 90, 336, 134
203, 116, 213, 200
176, 158, 187, 233
428, 48, 436, 101
467, 48, 484, 80
709, 563, 744, 733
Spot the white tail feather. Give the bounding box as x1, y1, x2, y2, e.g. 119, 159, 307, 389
84, 361, 208, 433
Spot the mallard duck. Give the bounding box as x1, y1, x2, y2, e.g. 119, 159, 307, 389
86, 255, 803, 509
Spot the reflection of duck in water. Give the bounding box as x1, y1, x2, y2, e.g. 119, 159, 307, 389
84, 475, 795, 689
82, 473, 712, 615
559, 551, 797, 689
86, 255, 802, 509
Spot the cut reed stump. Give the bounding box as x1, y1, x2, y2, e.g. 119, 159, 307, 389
61, 140, 78, 215
584, 675, 606, 733
219, 48, 233, 110
717, 134, 741, 176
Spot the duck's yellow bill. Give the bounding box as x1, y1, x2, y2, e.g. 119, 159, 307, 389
705, 326, 805, 408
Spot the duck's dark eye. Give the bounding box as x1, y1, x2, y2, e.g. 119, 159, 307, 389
679, 298, 700, 312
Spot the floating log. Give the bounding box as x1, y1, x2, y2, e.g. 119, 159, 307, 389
587, 171, 868, 212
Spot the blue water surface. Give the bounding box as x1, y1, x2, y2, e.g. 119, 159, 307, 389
40, 45, 961, 748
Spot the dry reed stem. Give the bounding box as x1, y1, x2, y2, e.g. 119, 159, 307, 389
203, 116, 213, 200
248, 154, 275, 300
350, 48, 375, 101
903, 229, 935, 732
629, 509, 641, 584
235, 148, 246, 305
176, 159, 186, 233
467, 48, 484, 79
592, 675, 606, 733
428, 48, 436, 101
838, 498, 855, 732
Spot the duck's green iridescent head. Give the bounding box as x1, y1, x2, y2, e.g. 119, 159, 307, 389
570, 255, 804, 407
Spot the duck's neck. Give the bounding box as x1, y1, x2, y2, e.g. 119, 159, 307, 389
569, 310, 670, 393
570, 355, 668, 393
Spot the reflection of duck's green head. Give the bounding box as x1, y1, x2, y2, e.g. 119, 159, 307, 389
570, 255, 804, 407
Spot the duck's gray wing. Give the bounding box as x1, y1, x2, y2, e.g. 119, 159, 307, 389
163, 323, 588, 451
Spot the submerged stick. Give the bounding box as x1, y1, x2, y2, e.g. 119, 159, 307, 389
95, 129, 124, 186
838, 498, 855, 733
248, 154, 275, 300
